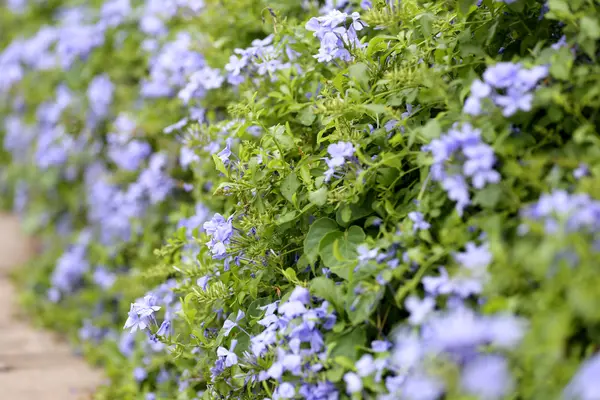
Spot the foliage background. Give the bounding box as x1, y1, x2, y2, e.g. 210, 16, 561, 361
1, 0, 600, 399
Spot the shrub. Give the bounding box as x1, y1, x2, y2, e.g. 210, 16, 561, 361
2, 0, 600, 399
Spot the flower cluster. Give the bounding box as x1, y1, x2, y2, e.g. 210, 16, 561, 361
346, 305, 526, 400
3, 0, 600, 399
85, 153, 173, 246
305, 10, 367, 63
203, 213, 234, 259
565, 353, 600, 400
178, 66, 224, 104
464, 63, 548, 117
423, 241, 492, 299
106, 115, 152, 171
323, 141, 356, 181
214, 286, 338, 400
48, 232, 91, 302
123, 280, 179, 336
141, 32, 205, 98
425, 123, 500, 215
520, 190, 600, 234
225, 35, 294, 85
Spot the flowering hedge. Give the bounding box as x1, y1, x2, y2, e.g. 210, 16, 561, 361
2, 0, 600, 399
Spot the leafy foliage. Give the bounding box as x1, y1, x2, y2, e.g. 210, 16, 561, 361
2, 0, 600, 399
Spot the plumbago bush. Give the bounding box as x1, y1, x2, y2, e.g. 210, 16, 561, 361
3, 0, 600, 398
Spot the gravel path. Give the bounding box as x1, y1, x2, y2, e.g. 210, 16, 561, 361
0, 213, 102, 399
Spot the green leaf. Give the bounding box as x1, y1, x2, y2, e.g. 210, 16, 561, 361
550, 48, 573, 80
211, 153, 228, 176
329, 326, 366, 360
319, 226, 366, 279
336, 201, 373, 227
310, 276, 344, 312
457, 0, 477, 16
581, 16, 600, 40
309, 187, 328, 206
304, 218, 339, 264
276, 210, 298, 225
280, 172, 300, 204
382, 153, 403, 170
283, 268, 297, 283
297, 106, 316, 126
360, 103, 387, 116
346, 286, 385, 325
348, 62, 370, 89
472, 184, 503, 209
269, 125, 295, 152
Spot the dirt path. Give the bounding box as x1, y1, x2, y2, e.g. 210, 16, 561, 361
0, 214, 102, 399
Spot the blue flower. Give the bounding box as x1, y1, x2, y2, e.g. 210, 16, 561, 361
87, 74, 114, 119
276, 382, 295, 399
408, 211, 431, 232
223, 310, 245, 336
371, 340, 391, 353
483, 62, 521, 89
93, 267, 116, 290
203, 213, 234, 259
156, 320, 172, 337
425, 123, 499, 215
574, 163, 589, 179
217, 138, 233, 163
124, 305, 149, 333
405, 295, 435, 325
461, 355, 514, 400
133, 367, 147, 383
401, 373, 445, 400
565, 353, 600, 400
289, 286, 311, 304
216, 339, 238, 367
133, 295, 162, 318
344, 371, 363, 394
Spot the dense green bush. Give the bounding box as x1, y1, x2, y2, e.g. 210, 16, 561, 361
2, 0, 600, 399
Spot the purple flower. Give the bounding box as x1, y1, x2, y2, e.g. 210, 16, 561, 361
471, 79, 492, 98
408, 211, 431, 232
133, 367, 147, 383
464, 96, 483, 116
405, 295, 435, 325
455, 242, 492, 272
426, 123, 499, 215
327, 141, 355, 165
474, 63, 547, 117
197, 276, 209, 291
223, 311, 244, 336
124, 305, 149, 333
216, 339, 238, 367
344, 372, 363, 394
87, 74, 114, 119
552, 35, 568, 50
203, 213, 234, 259
217, 138, 233, 162
401, 373, 444, 400
289, 286, 311, 304
574, 163, 589, 179
276, 382, 295, 399
93, 267, 116, 290
306, 10, 366, 63
483, 62, 521, 89
385, 119, 399, 132
133, 295, 162, 318
156, 320, 172, 337
372, 340, 392, 353
565, 353, 600, 400
461, 355, 514, 400
356, 354, 376, 376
